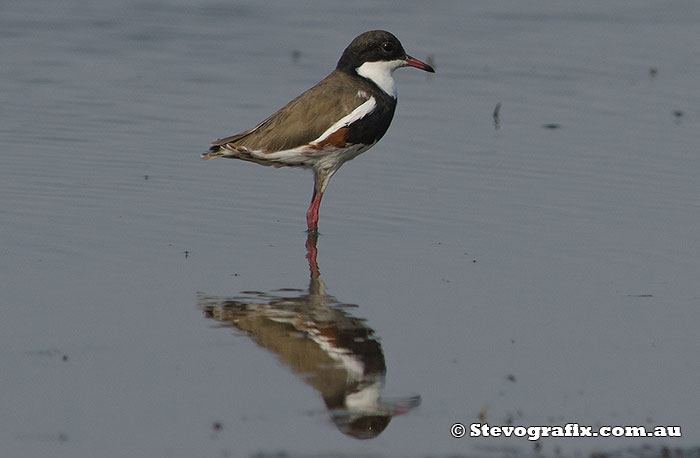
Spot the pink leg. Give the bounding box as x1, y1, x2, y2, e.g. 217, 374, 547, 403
306, 187, 323, 232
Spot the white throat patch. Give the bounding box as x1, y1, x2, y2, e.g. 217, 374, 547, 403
355, 59, 405, 99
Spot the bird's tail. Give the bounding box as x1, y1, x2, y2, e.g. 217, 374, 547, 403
201, 144, 226, 161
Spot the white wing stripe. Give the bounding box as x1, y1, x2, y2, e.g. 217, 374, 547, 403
311, 96, 377, 145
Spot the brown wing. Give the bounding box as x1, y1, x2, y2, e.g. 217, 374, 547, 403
209, 70, 369, 153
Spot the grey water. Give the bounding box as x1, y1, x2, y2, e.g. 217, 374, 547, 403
2, 1, 700, 457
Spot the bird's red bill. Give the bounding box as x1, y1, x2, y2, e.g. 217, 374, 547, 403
405, 55, 435, 73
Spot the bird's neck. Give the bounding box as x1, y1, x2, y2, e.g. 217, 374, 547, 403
354, 60, 404, 99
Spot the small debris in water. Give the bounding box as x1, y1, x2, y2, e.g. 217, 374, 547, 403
673, 110, 683, 119
506, 374, 516, 383
184, 250, 190, 259
62, 355, 69, 361
144, 175, 149, 180
649, 67, 658, 78
493, 102, 501, 130
291, 49, 301, 63
212, 421, 222, 431
478, 403, 490, 423
543, 123, 561, 129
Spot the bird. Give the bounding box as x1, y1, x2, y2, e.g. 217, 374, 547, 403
202, 30, 435, 232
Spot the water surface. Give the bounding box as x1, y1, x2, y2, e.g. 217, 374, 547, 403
2, 1, 699, 457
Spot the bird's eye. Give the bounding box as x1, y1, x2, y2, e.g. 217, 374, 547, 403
381, 42, 394, 53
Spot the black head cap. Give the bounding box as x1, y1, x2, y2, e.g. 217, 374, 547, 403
336, 30, 407, 72
336, 30, 435, 75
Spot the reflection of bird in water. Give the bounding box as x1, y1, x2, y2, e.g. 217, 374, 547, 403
197, 233, 419, 439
